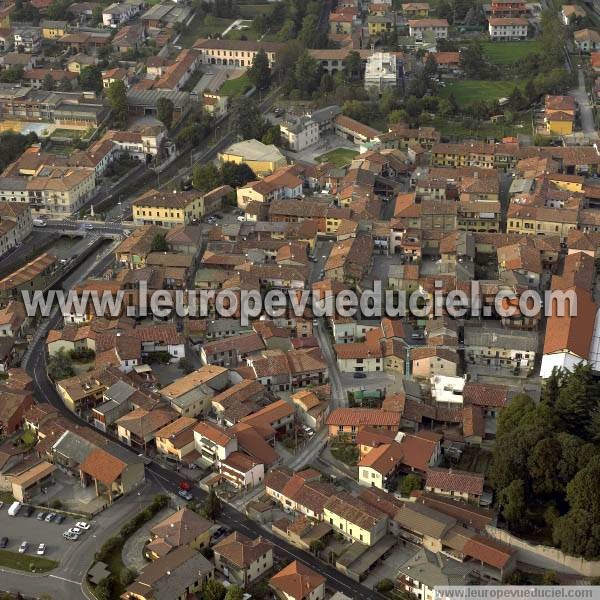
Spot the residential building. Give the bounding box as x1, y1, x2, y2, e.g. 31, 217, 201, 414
326, 408, 401, 439
488, 17, 528, 39
425, 468, 485, 503
323, 492, 388, 545
561, 4, 586, 25
132, 188, 229, 228
146, 507, 213, 559
122, 547, 214, 600
408, 18, 448, 39
574, 28, 600, 52
214, 531, 274, 585
270, 561, 325, 600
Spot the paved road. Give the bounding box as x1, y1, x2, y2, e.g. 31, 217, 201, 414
571, 67, 597, 136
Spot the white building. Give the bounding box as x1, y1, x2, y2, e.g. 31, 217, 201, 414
488, 17, 528, 40
408, 18, 448, 39
430, 375, 466, 405
102, 0, 144, 28
364, 52, 401, 92
280, 117, 319, 152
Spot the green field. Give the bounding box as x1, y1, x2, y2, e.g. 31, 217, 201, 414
315, 148, 359, 167
442, 79, 524, 106
239, 4, 272, 17
178, 15, 233, 48
0, 549, 58, 572
219, 73, 252, 97
482, 40, 542, 65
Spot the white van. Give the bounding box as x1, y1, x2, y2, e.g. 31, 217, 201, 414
8, 501, 21, 516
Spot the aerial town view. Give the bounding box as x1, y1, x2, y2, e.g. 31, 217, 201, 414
1, 0, 600, 598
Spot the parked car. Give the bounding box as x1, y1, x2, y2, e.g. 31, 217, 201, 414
18, 541, 28, 553
36, 512, 46, 521
178, 489, 193, 501
37, 543, 46, 556
211, 526, 229, 542
55, 514, 65, 524
83, 224, 94, 230
63, 532, 79, 541
45, 513, 56, 522
237, 215, 246, 222
21, 506, 34, 517
75, 522, 90, 530
353, 372, 367, 379
0, 537, 8, 548
67, 527, 81, 535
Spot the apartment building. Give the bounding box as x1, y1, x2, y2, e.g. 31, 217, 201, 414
488, 17, 528, 39
408, 18, 448, 39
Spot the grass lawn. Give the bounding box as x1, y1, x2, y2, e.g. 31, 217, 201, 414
178, 14, 233, 48
442, 79, 524, 107
51, 128, 84, 139
0, 491, 14, 503
482, 40, 542, 65
315, 148, 359, 168
239, 4, 272, 17
219, 73, 252, 96
421, 114, 532, 140
0, 549, 58, 572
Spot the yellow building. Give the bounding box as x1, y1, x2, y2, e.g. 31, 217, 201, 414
402, 2, 430, 18
323, 492, 388, 545
132, 187, 229, 228
219, 139, 286, 177
546, 111, 574, 135
67, 54, 98, 73
41, 20, 67, 39
507, 204, 579, 241
154, 417, 197, 462
367, 15, 394, 35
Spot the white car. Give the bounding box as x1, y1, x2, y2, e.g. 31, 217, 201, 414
237, 216, 246, 222
37, 543, 46, 555
67, 527, 81, 535
18, 541, 28, 553
75, 521, 90, 530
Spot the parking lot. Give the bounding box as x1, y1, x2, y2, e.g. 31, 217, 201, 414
0, 505, 90, 561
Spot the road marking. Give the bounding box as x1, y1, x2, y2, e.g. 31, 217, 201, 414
49, 575, 81, 585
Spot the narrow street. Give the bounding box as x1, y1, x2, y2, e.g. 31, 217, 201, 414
571, 66, 597, 136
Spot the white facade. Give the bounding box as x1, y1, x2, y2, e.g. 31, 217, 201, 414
488, 18, 528, 40
364, 52, 400, 92
430, 375, 466, 404
408, 19, 448, 39
540, 351, 586, 379
280, 118, 319, 152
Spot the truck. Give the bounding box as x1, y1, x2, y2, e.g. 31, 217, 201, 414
33, 218, 47, 227
8, 501, 21, 516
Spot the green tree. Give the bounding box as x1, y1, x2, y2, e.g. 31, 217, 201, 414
79, 66, 103, 95
294, 50, 321, 96
376, 579, 394, 592
120, 567, 137, 586
423, 52, 438, 79
261, 125, 281, 147
247, 48, 271, 91
528, 437, 562, 494
343, 50, 362, 82
202, 578, 226, 600
566, 460, 600, 520
47, 349, 75, 381
224, 584, 244, 600
202, 487, 222, 520
498, 479, 526, 530
508, 86, 527, 111
157, 97, 174, 129
542, 570, 559, 585
58, 77, 73, 92
42, 73, 55, 91
220, 162, 255, 188
94, 576, 113, 600
107, 80, 128, 129
192, 163, 222, 193
552, 509, 593, 557
398, 474, 421, 496
309, 539, 325, 554
150, 233, 168, 252
230, 97, 265, 140
91, 5, 103, 24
